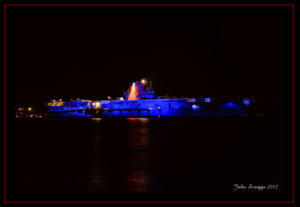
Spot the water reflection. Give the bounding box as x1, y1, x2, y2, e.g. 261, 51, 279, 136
91, 118, 102, 122
87, 118, 106, 191
127, 118, 152, 192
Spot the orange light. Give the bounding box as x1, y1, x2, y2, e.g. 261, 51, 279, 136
95, 102, 101, 109
128, 83, 139, 100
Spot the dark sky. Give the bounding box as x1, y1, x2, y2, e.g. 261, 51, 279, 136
15, 8, 286, 107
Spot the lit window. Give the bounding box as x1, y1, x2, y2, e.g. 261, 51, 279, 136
204, 98, 211, 103
192, 104, 200, 110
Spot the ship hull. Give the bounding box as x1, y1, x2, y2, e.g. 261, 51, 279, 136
48, 98, 249, 117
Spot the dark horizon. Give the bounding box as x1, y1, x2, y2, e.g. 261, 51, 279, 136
15, 7, 287, 112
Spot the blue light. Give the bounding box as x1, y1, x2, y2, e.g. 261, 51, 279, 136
204, 98, 211, 103
243, 98, 251, 106
47, 97, 247, 117
224, 102, 239, 109
192, 104, 200, 110
132, 82, 136, 85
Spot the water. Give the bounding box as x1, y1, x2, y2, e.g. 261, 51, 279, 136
16, 117, 285, 193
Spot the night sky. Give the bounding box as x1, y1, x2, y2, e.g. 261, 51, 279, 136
15, 7, 286, 110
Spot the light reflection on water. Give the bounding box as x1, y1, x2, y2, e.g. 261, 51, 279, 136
88, 118, 106, 192
16, 117, 284, 193
127, 118, 151, 192
88, 117, 153, 192
91, 118, 102, 122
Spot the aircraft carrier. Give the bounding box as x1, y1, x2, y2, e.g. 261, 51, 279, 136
46, 79, 253, 117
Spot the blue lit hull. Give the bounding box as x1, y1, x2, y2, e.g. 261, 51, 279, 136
47, 98, 249, 117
